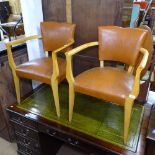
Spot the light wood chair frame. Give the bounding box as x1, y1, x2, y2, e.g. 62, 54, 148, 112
65, 41, 149, 143
6, 35, 74, 117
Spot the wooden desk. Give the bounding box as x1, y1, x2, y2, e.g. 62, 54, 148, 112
6, 88, 152, 155
145, 104, 155, 155
0, 45, 32, 141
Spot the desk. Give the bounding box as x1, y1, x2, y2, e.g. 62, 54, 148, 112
7, 105, 116, 155
6, 85, 152, 155
145, 104, 155, 155
0, 44, 32, 141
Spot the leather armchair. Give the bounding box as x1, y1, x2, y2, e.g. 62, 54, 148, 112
6, 21, 76, 117
66, 26, 152, 143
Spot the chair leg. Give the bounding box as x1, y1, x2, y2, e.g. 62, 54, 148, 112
51, 79, 60, 118
12, 72, 20, 104
124, 97, 134, 144
69, 83, 75, 122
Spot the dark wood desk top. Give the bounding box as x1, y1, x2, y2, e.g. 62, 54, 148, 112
7, 102, 152, 155
6, 85, 155, 155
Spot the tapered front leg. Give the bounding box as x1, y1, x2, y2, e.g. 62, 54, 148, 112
51, 79, 60, 118
13, 71, 20, 104
124, 96, 134, 144
69, 83, 75, 122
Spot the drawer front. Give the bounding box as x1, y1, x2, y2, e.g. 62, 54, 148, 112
38, 123, 117, 155
39, 124, 58, 137
16, 135, 40, 151
18, 144, 41, 155
9, 112, 37, 130
39, 123, 80, 147
13, 123, 39, 141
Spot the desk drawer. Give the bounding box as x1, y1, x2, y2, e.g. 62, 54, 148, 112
39, 124, 80, 147
13, 123, 39, 141
18, 144, 41, 155
38, 123, 117, 155
16, 135, 40, 151
39, 124, 58, 137
9, 112, 37, 130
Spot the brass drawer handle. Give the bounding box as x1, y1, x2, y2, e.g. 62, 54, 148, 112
46, 129, 57, 137
68, 138, 79, 146
23, 139, 31, 146
21, 129, 30, 136
16, 117, 23, 123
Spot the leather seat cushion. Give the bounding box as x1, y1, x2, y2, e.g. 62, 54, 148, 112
74, 67, 135, 105
16, 57, 66, 84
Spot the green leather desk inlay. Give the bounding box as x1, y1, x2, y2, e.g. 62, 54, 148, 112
17, 84, 144, 152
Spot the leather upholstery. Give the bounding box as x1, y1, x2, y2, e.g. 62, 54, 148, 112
74, 67, 134, 105
16, 22, 75, 84
41, 22, 76, 51
98, 26, 147, 66
16, 57, 66, 84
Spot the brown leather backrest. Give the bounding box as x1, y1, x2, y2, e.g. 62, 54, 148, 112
98, 26, 147, 66
41, 21, 76, 51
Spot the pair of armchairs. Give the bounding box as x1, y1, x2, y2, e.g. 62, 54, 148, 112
6, 22, 153, 143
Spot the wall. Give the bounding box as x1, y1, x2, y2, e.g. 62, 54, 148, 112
20, 0, 44, 88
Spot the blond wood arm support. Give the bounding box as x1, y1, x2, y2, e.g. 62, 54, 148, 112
6, 35, 42, 47
53, 40, 74, 54
52, 40, 75, 79
124, 48, 148, 143
5, 35, 41, 104
6, 35, 41, 70
65, 42, 98, 83
130, 48, 149, 98
66, 42, 99, 56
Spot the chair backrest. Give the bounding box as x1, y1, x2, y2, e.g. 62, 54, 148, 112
98, 26, 147, 66
130, 4, 140, 28
41, 21, 75, 51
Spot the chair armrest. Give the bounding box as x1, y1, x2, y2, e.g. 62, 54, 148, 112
66, 42, 99, 56
6, 35, 41, 70
52, 40, 75, 79
53, 40, 75, 54
139, 48, 149, 69
130, 48, 149, 98
6, 35, 41, 47
65, 42, 98, 83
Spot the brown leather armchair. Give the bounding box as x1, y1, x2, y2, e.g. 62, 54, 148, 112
66, 26, 153, 143
6, 21, 76, 117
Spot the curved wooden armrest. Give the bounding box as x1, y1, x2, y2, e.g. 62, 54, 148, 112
65, 42, 98, 83
52, 40, 75, 79
129, 48, 149, 99
6, 35, 41, 47
139, 48, 149, 69
66, 42, 98, 56
53, 40, 75, 54
6, 35, 42, 70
